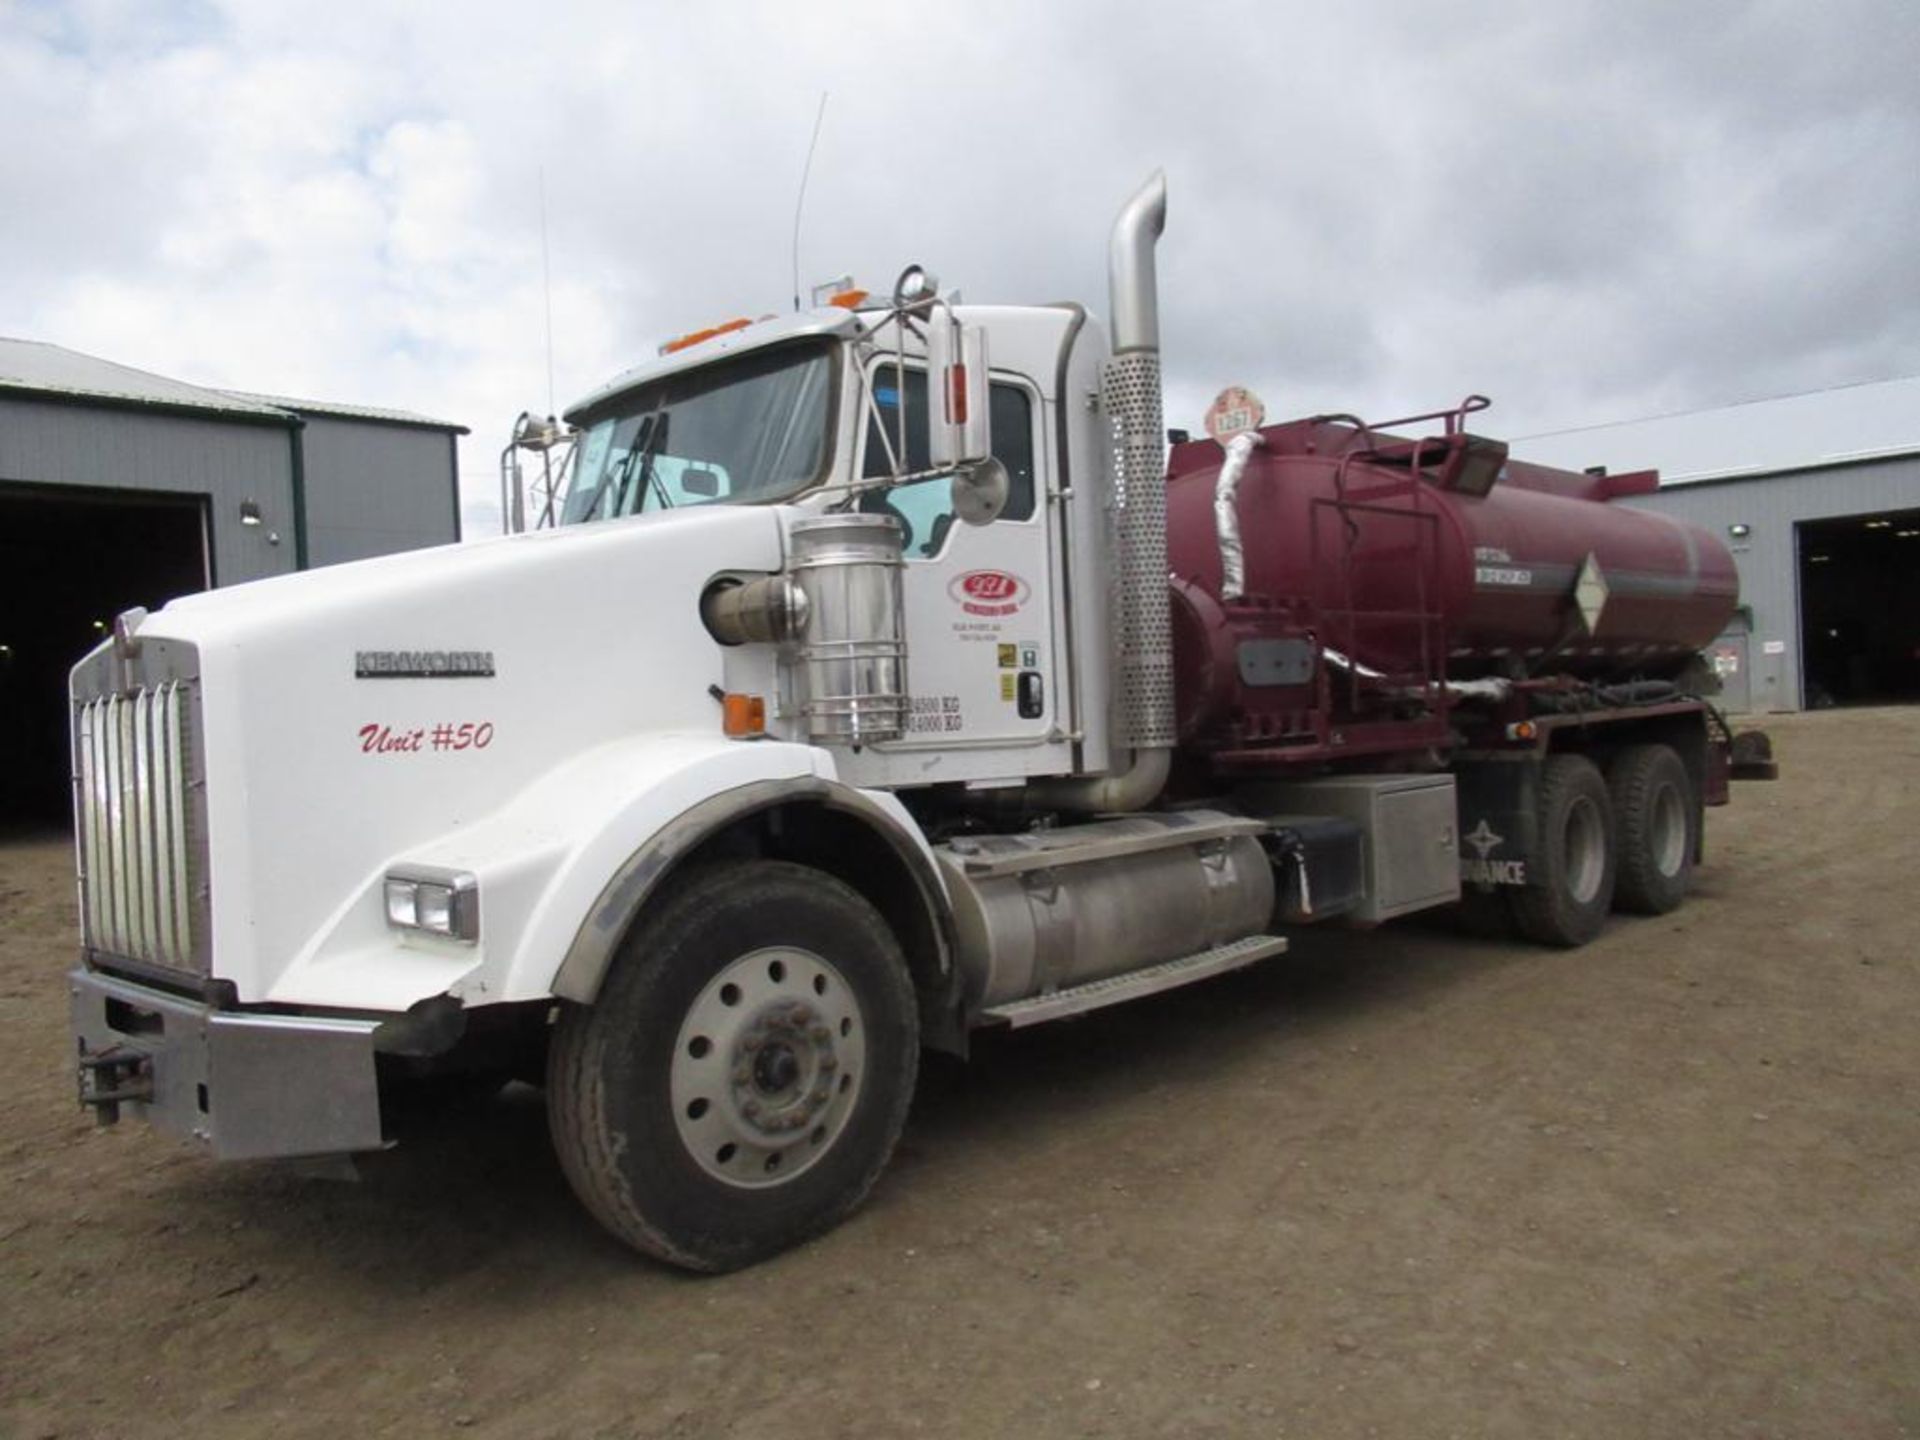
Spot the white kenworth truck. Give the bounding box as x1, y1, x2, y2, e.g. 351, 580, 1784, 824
68, 174, 1755, 1270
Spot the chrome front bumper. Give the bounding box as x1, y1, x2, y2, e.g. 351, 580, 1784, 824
69, 967, 386, 1160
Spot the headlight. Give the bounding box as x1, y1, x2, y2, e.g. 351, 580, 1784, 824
382, 867, 479, 943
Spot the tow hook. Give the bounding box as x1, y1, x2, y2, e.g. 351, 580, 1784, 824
77, 1044, 154, 1125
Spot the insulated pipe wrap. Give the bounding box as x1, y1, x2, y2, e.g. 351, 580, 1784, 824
1213, 431, 1263, 602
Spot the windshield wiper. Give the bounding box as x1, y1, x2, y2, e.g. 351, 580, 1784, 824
636, 411, 673, 512
572, 414, 647, 522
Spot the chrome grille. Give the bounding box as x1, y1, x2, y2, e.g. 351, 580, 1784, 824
75, 672, 207, 975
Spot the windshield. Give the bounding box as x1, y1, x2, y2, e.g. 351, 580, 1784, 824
562, 342, 835, 524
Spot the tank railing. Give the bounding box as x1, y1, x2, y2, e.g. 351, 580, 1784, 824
1309, 414, 1381, 457
1308, 394, 1491, 461
1366, 393, 1491, 438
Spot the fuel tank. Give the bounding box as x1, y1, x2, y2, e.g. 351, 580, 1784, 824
1164, 417, 1738, 741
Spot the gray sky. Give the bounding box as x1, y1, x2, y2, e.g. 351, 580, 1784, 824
4, 0, 1916, 533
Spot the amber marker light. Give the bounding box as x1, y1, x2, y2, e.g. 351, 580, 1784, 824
660, 317, 753, 355
722, 693, 767, 737
946, 363, 969, 424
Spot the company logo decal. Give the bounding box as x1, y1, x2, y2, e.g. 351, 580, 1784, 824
949, 570, 1030, 617
356, 650, 496, 679
1461, 818, 1527, 886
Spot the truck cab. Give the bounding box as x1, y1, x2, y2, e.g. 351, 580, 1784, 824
547, 298, 1121, 788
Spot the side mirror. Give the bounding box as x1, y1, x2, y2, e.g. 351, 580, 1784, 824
925, 314, 990, 468
949, 456, 1009, 526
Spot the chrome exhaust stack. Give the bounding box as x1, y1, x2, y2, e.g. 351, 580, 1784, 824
1031, 171, 1174, 814
1108, 169, 1167, 356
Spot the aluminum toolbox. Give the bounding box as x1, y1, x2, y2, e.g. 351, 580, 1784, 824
1244, 773, 1460, 924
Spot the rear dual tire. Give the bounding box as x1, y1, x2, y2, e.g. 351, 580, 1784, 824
1499, 743, 1695, 946
1608, 743, 1696, 915
1510, 753, 1617, 947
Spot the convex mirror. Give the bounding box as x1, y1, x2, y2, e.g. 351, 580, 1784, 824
949, 455, 1009, 526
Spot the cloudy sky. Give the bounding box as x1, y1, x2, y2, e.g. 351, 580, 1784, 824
4, 0, 1916, 532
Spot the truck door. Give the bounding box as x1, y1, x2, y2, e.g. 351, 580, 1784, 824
857, 365, 1059, 750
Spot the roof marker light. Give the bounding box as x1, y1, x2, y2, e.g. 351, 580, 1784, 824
659, 317, 753, 356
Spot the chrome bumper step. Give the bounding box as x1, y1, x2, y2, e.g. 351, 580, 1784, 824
979, 934, 1288, 1029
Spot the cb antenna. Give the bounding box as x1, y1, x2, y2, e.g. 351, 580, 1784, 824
791, 92, 829, 312
539, 164, 556, 416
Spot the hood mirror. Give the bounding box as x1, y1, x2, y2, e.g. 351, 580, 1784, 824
892, 264, 940, 313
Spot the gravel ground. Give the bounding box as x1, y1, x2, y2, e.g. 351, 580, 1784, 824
3, 707, 1916, 1440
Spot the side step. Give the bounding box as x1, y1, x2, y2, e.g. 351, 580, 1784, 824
979, 935, 1288, 1030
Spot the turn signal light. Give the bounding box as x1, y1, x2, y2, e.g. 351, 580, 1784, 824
1506, 720, 1539, 742
722, 693, 767, 738
827, 289, 869, 309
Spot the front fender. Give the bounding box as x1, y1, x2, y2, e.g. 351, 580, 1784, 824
264, 734, 832, 1010
548, 772, 953, 1005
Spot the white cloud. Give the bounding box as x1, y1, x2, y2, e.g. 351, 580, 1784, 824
3, 0, 1916, 536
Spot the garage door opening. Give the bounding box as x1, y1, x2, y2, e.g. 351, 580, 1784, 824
0, 482, 209, 830
1798, 507, 1920, 709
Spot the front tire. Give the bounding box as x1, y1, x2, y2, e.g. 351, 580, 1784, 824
548, 860, 919, 1272
1510, 754, 1616, 948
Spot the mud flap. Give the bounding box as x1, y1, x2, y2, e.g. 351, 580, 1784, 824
1453, 758, 1540, 892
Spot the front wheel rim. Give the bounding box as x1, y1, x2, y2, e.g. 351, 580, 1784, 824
670, 947, 867, 1189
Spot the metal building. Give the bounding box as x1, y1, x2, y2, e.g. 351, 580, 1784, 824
1517, 376, 1920, 714
0, 337, 466, 823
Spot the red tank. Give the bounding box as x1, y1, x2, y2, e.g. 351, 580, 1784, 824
1164, 408, 1739, 758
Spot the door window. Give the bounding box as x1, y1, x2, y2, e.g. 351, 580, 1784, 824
860, 370, 1036, 559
